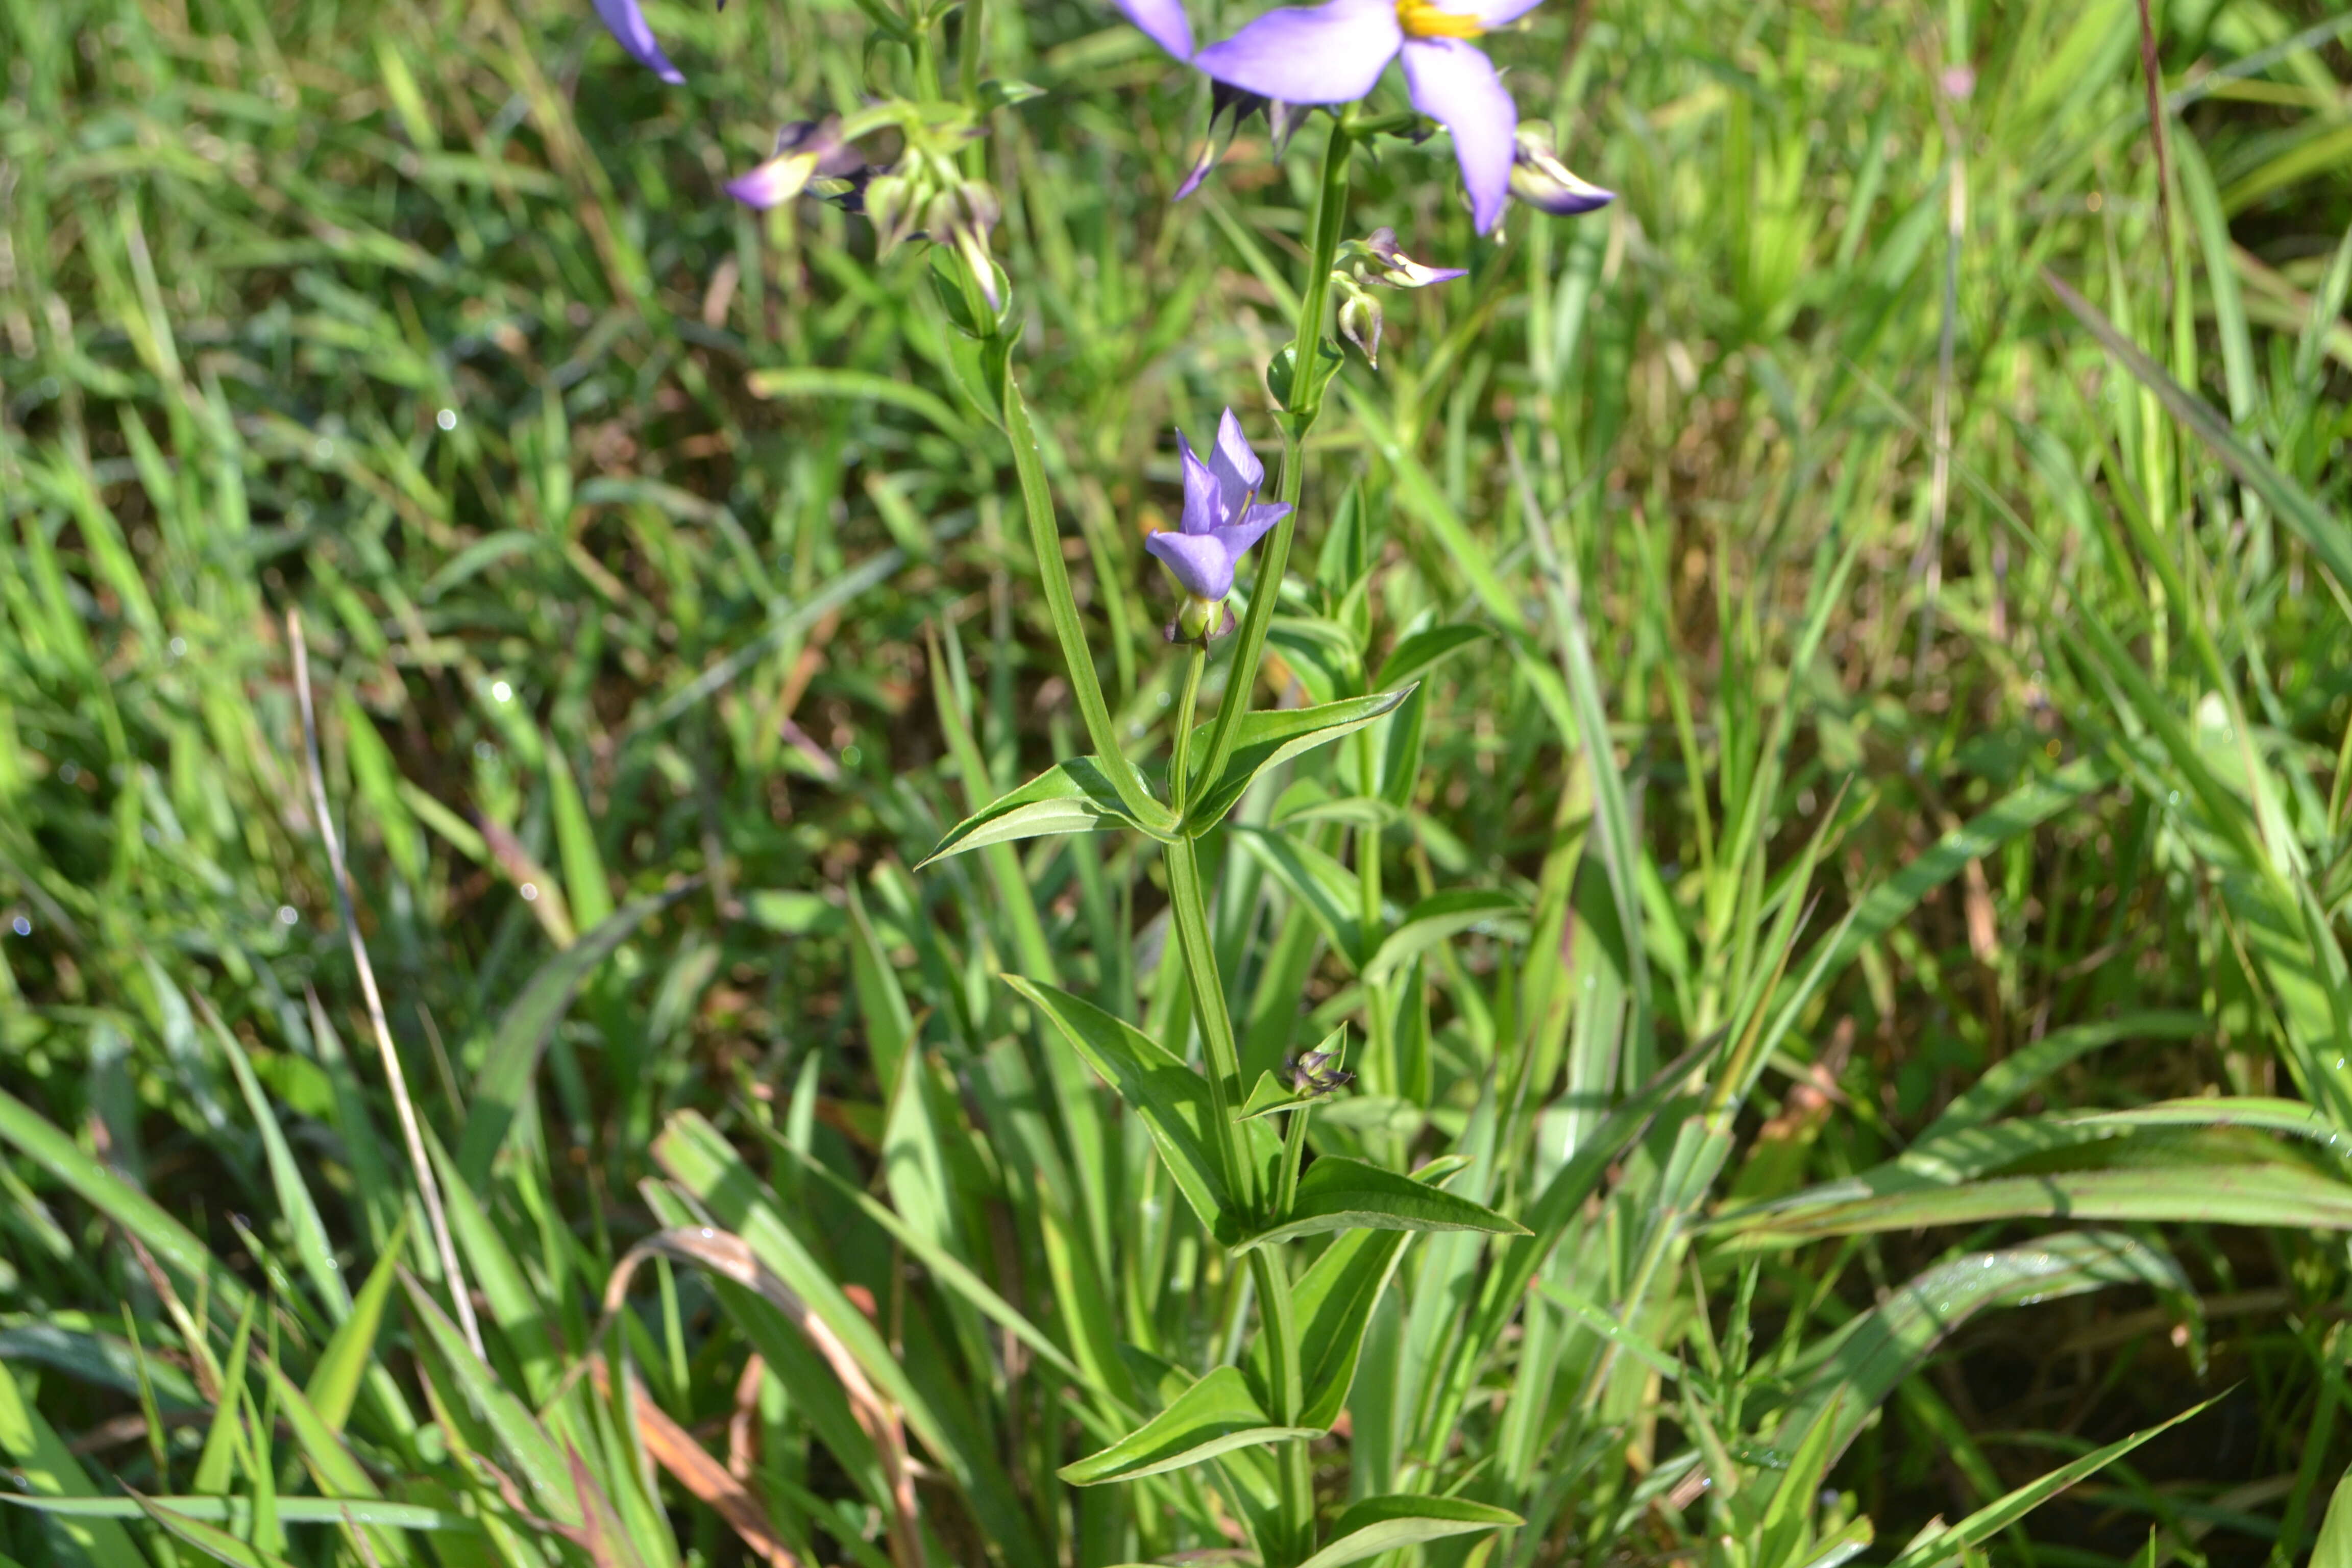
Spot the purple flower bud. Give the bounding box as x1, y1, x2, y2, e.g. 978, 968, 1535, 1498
1358, 227, 1469, 287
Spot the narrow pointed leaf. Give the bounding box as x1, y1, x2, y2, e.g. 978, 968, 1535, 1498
1374, 625, 1489, 691
1239, 1156, 1529, 1251
1362, 889, 1528, 986
1295, 1495, 1523, 1568
1058, 1366, 1317, 1485
1005, 975, 1236, 1241
918, 755, 1151, 867
1184, 689, 1416, 835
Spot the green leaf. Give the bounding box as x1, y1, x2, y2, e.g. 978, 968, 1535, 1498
0, 1498, 468, 1531
1239, 1156, 1529, 1251
0, 1365, 149, 1568
129, 1493, 297, 1568
917, 756, 1151, 867
2045, 270, 2352, 590
1362, 889, 1528, 986
1917, 1011, 2204, 1140
1184, 689, 1416, 835
1004, 975, 1237, 1240
2316, 1459, 2352, 1568
1773, 1231, 2184, 1464
0, 1088, 251, 1323
1722, 1162, 2352, 1247
1057, 1366, 1317, 1485
1881, 1397, 2218, 1568
1233, 827, 1367, 970
400, 1278, 579, 1528
213, 1013, 351, 1321
1294, 1494, 1523, 1568
1234, 1070, 1305, 1121
1240, 1151, 1450, 1429
1373, 624, 1489, 691
456, 883, 691, 1183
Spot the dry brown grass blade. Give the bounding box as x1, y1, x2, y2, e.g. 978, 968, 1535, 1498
602, 1228, 924, 1568
728, 1355, 767, 1484
589, 1356, 804, 1568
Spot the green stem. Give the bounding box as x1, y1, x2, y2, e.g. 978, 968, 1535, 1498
1248, 1247, 1315, 1567
1000, 370, 1176, 831
1171, 647, 1205, 817
1162, 836, 1250, 1203
955, 0, 987, 103
1195, 116, 1355, 795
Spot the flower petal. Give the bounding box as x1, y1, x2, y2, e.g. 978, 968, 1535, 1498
727, 153, 814, 209
1177, 431, 1227, 535
1147, 530, 1237, 601
1194, 0, 1402, 104
592, 0, 684, 83
1207, 409, 1264, 516
1470, 0, 1547, 22
1402, 36, 1517, 233
1115, 0, 1195, 60
1209, 501, 1291, 567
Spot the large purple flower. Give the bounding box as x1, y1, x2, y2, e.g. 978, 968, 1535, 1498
1194, 0, 1545, 233
1145, 410, 1291, 606
594, 0, 683, 83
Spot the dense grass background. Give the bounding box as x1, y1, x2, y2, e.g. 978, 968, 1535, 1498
5, 0, 2352, 1564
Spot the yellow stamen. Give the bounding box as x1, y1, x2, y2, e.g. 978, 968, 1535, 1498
1395, 0, 1485, 38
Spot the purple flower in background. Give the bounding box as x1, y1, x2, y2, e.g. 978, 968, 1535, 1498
1194, 0, 1546, 233
593, 0, 684, 83
727, 119, 867, 210
1146, 410, 1291, 614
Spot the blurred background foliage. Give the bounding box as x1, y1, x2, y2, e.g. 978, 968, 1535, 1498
3, 0, 2352, 1563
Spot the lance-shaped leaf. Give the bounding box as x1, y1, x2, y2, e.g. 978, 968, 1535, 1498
1005, 975, 1238, 1242
1362, 888, 1528, 986
1184, 688, 1415, 835
1246, 1159, 1461, 1427
1058, 1366, 1318, 1485
1238, 1156, 1529, 1252
1295, 1495, 1524, 1568
918, 755, 1155, 867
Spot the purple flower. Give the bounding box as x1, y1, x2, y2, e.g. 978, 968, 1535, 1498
1193, 0, 1546, 233
726, 119, 867, 210
1115, 0, 1196, 59
1145, 410, 1291, 607
593, 0, 684, 83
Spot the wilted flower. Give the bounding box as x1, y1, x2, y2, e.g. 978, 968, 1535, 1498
1352, 227, 1468, 287
1194, 0, 1549, 233
593, 0, 683, 84
726, 119, 866, 210
1287, 1045, 1355, 1097
1336, 281, 1383, 365
1146, 409, 1291, 634
926, 182, 1005, 310
1508, 119, 1614, 215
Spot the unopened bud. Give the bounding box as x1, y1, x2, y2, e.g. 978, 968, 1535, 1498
1336, 282, 1383, 367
